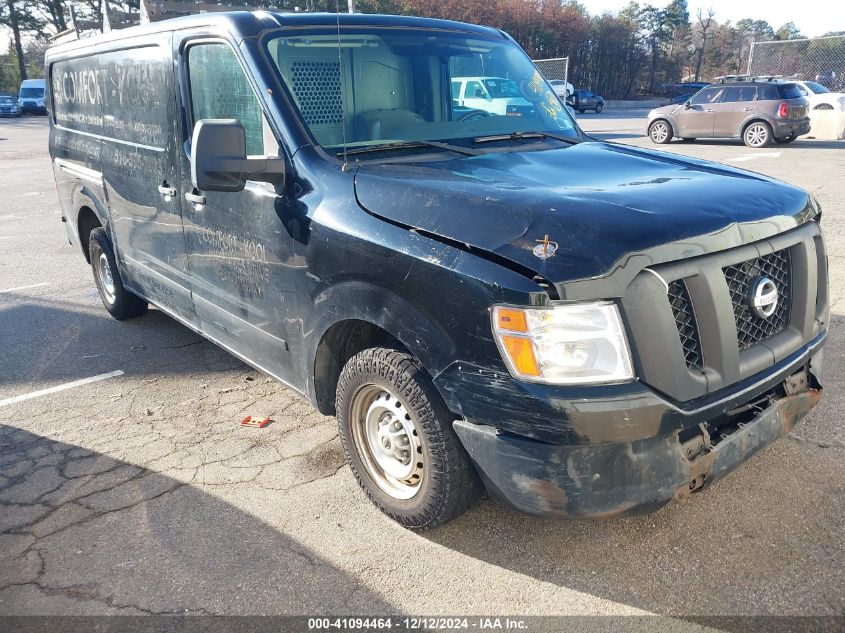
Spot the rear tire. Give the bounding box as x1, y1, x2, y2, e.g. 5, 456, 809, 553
648, 119, 673, 144
595, 103, 603, 113
336, 347, 482, 530
743, 121, 772, 147
577, 108, 586, 114
89, 228, 148, 320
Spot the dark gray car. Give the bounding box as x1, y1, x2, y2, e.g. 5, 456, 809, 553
569, 89, 604, 113
647, 79, 810, 147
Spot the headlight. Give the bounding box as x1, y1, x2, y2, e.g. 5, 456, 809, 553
492, 302, 634, 385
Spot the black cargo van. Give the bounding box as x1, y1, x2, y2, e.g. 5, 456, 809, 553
47, 12, 828, 529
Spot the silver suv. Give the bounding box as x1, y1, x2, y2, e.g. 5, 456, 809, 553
647, 78, 810, 147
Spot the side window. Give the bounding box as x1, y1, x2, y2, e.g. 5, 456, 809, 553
723, 86, 757, 102
466, 81, 486, 98
187, 42, 264, 155
722, 87, 740, 102
690, 87, 722, 105
759, 84, 779, 100
451, 81, 461, 100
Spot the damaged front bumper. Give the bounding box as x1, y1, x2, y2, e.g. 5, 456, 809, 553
453, 361, 822, 519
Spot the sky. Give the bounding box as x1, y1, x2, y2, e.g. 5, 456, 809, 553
580, 0, 845, 38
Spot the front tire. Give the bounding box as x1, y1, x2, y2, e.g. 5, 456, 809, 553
649, 119, 673, 144
89, 228, 148, 320
336, 347, 482, 530
743, 121, 772, 147
595, 102, 603, 113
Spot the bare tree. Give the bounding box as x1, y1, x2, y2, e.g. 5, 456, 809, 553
693, 8, 715, 81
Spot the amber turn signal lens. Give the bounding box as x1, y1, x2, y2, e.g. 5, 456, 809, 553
496, 307, 528, 333
500, 335, 540, 376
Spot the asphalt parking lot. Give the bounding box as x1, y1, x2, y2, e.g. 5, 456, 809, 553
1, 113, 844, 622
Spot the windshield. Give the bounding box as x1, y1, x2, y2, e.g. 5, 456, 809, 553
20, 88, 43, 98
0, 97, 13, 103
263, 28, 577, 152
805, 81, 830, 94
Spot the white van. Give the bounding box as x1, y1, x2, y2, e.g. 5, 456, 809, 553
451, 76, 536, 116
19, 78, 46, 114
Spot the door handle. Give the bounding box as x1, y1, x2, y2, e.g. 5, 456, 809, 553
185, 190, 206, 206
704, 109, 715, 112
743, 107, 754, 112
158, 183, 176, 197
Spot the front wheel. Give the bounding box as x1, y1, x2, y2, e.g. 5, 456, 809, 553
336, 347, 482, 530
649, 120, 673, 144
89, 228, 148, 320
595, 102, 603, 113
743, 121, 772, 147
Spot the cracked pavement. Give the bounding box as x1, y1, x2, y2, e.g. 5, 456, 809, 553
0, 116, 843, 618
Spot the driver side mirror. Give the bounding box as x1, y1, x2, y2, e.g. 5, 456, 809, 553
191, 119, 284, 193
684, 100, 692, 109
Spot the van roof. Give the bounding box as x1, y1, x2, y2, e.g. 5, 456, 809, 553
20, 79, 45, 85
46, 11, 502, 58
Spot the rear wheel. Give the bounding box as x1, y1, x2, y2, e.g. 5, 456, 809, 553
649, 119, 673, 144
336, 347, 481, 530
89, 228, 148, 320
774, 133, 797, 144
743, 121, 772, 147
577, 108, 585, 114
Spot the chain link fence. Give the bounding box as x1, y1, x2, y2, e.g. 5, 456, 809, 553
533, 57, 570, 93
748, 35, 845, 91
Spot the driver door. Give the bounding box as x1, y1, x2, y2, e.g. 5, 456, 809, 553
175, 32, 298, 381
676, 86, 724, 137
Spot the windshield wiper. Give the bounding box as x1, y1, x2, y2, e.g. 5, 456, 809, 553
473, 131, 580, 145
337, 140, 481, 158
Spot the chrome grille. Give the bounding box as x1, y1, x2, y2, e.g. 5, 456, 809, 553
668, 279, 703, 370
723, 250, 792, 351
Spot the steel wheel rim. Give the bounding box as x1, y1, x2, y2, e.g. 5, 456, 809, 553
349, 384, 424, 500
746, 124, 767, 147
96, 252, 116, 304
651, 122, 669, 142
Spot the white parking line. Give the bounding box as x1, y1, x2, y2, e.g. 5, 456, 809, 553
0, 282, 49, 294
728, 152, 782, 162
0, 370, 125, 408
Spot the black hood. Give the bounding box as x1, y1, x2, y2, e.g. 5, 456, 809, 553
353, 141, 812, 292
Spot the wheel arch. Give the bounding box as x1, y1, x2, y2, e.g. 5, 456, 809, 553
72, 189, 110, 263
308, 282, 456, 416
